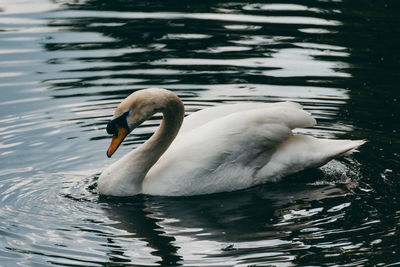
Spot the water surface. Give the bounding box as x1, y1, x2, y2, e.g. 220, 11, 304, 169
0, 0, 399, 266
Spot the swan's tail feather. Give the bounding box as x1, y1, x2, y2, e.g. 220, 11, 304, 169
255, 136, 365, 182
338, 140, 367, 156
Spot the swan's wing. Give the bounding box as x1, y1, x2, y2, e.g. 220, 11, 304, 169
143, 106, 315, 195
180, 101, 305, 134
255, 135, 366, 183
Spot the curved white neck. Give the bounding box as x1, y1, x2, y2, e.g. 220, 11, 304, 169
98, 91, 185, 197
137, 98, 184, 174
117, 96, 184, 193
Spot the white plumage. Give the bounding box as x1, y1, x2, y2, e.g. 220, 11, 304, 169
98, 88, 365, 196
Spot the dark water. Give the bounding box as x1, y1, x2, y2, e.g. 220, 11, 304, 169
0, 0, 399, 266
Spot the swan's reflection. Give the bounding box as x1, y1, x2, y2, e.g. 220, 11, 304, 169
100, 196, 182, 265
99, 166, 353, 265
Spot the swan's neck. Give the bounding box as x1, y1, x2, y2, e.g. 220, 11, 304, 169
137, 99, 185, 173
98, 93, 184, 196
117, 96, 184, 193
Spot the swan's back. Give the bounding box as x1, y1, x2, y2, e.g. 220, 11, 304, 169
179, 101, 306, 134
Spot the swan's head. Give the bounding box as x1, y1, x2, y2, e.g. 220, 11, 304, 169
105, 88, 177, 157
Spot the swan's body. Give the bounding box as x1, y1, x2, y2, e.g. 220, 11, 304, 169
98, 88, 365, 196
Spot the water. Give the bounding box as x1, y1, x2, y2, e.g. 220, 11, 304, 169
0, 0, 399, 265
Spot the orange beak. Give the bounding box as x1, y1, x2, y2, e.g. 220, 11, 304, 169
106, 126, 128, 158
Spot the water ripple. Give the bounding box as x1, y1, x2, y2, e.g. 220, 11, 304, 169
53, 11, 342, 26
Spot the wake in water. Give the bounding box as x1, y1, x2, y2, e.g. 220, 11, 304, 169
309, 159, 360, 187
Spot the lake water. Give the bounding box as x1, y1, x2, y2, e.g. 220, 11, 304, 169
0, 0, 399, 266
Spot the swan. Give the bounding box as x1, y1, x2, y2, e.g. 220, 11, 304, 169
98, 88, 365, 196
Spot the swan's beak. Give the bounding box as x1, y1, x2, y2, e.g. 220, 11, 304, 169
107, 126, 128, 158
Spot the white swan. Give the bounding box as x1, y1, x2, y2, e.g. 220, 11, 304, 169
98, 88, 365, 197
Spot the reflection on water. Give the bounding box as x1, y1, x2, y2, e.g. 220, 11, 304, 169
97, 162, 359, 266
0, 0, 399, 266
